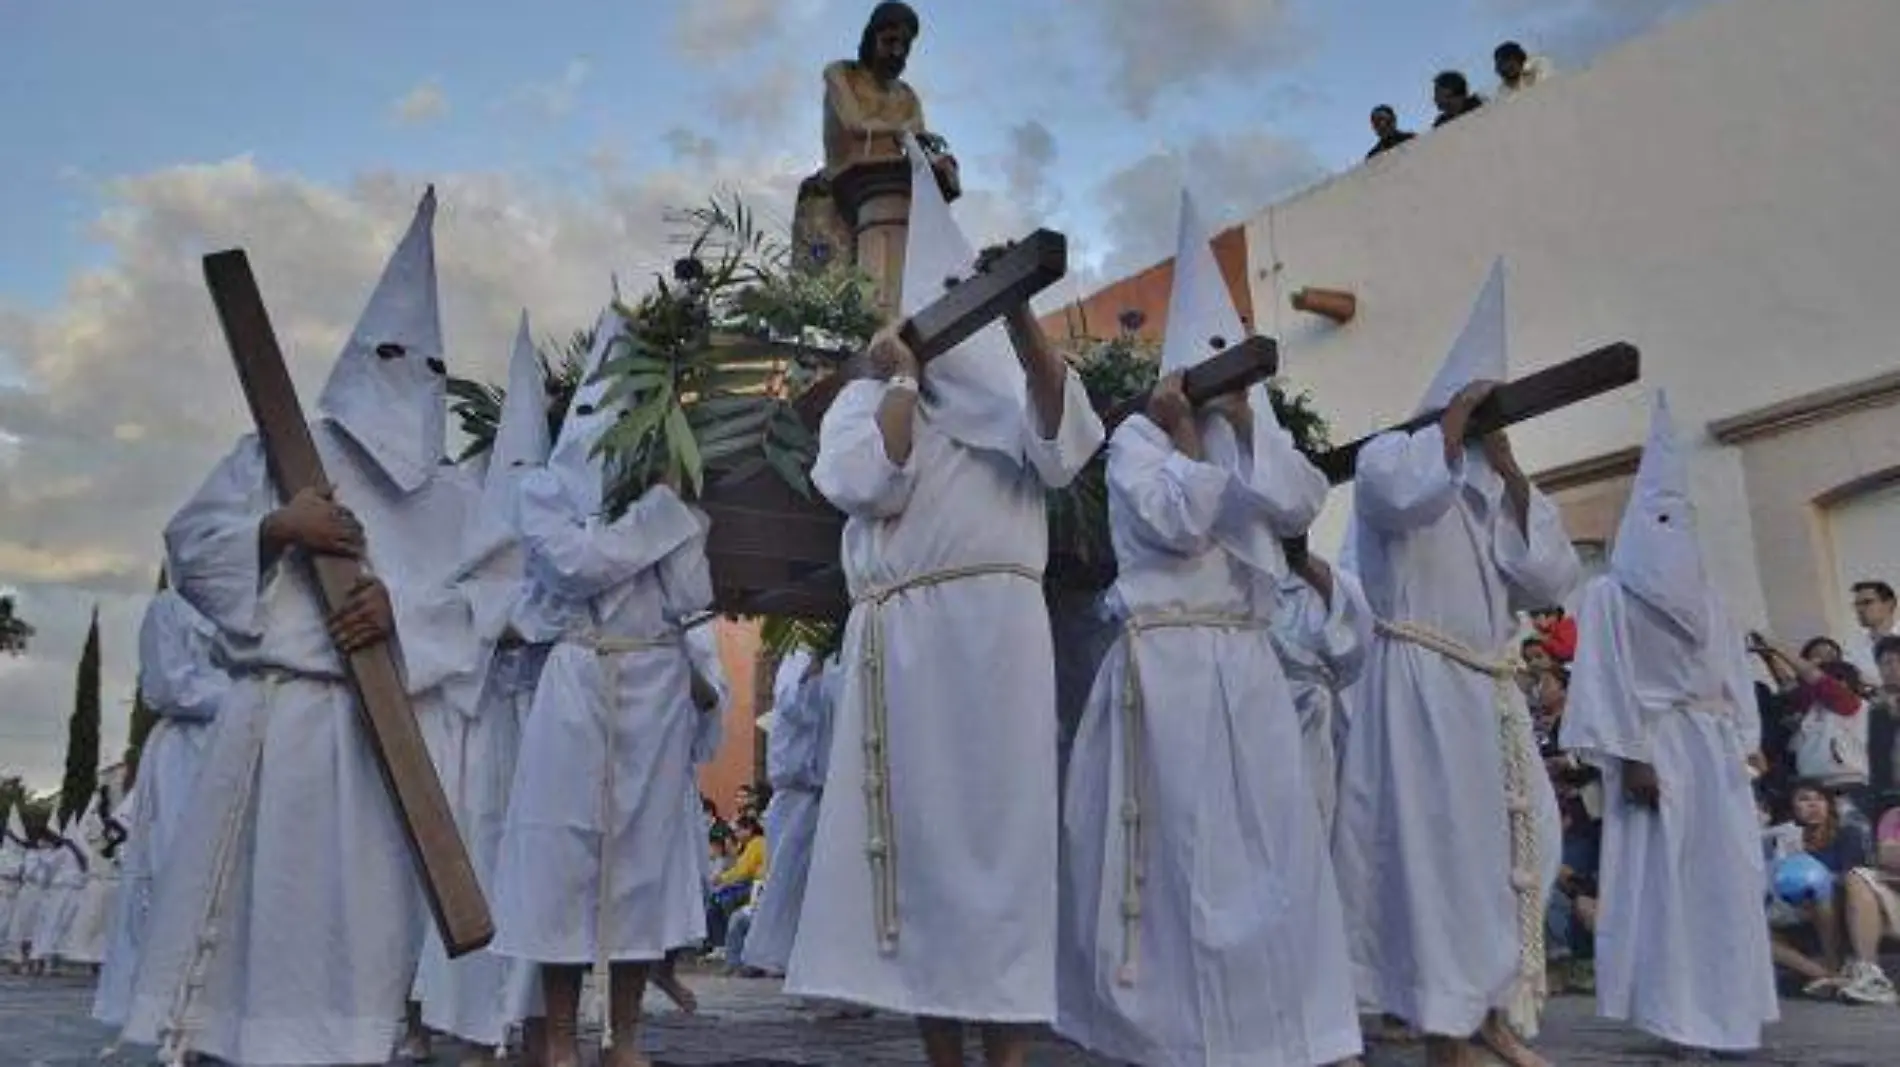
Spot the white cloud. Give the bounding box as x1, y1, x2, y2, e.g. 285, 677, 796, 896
0, 153, 810, 791
712, 61, 804, 132
390, 83, 449, 125
512, 58, 592, 120
1085, 0, 1305, 117
674, 0, 784, 63
999, 120, 1060, 219
1091, 131, 1325, 277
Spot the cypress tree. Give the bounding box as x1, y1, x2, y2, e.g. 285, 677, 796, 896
58, 606, 102, 827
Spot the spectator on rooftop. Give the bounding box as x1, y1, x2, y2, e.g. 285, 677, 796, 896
1432, 70, 1484, 127
1849, 580, 1898, 681
1366, 104, 1416, 159
1494, 41, 1556, 98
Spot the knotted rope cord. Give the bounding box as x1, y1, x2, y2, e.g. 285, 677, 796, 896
852, 563, 1042, 953
1113, 611, 1262, 987
157, 674, 276, 1067
568, 630, 682, 1051
1373, 618, 1547, 1037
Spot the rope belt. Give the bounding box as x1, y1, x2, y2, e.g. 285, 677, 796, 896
1374, 618, 1547, 1037
158, 673, 279, 1067
1114, 611, 1261, 987
851, 562, 1042, 954
563, 630, 680, 1051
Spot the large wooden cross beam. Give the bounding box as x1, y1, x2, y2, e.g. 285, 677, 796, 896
202, 251, 493, 958
1312, 342, 1642, 485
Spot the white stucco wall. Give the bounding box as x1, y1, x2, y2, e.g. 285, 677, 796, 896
1243, 0, 1900, 629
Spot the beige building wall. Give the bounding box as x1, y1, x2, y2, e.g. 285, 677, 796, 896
1233, 0, 1900, 636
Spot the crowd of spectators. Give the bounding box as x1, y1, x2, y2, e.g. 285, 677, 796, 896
1520, 578, 1900, 1005
1367, 40, 1556, 160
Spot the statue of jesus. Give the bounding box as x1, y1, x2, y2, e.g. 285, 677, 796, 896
795, 2, 959, 274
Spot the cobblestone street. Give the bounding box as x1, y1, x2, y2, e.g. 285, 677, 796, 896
4, 970, 1896, 1066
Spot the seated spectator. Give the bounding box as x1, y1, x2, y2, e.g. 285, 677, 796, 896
707, 815, 768, 951
1868, 636, 1900, 799
1432, 70, 1484, 127
1769, 784, 1898, 1004
1851, 580, 1899, 681
1530, 605, 1578, 662
1802, 636, 1846, 667
1522, 636, 1557, 676
1751, 632, 1869, 795
1366, 104, 1416, 159
1494, 41, 1556, 97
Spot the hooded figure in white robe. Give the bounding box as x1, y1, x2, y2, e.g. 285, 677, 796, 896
1333, 261, 1579, 1050
1560, 394, 1777, 1052
95, 584, 231, 1026
57, 788, 121, 965
742, 649, 838, 974
490, 305, 718, 1056
121, 188, 489, 1067
0, 811, 26, 947
415, 313, 555, 1049
33, 827, 87, 963
785, 135, 1104, 1037
6, 826, 48, 964
1057, 190, 1361, 1067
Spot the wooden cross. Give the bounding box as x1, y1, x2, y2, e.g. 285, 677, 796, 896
1312, 342, 1642, 484
201, 251, 493, 958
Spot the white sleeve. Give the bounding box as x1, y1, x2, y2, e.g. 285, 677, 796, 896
811, 380, 919, 519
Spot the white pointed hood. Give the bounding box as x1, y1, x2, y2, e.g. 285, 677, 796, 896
1418, 258, 1507, 416
1160, 190, 1247, 376
464, 311, 553, 563
1611, 392, 1708, 641
317, 187, 448, 494
901, 133, 1026, 459
544, 308, 629, 514
1161, 188, 1292, 577
1423, 259, 1508, 502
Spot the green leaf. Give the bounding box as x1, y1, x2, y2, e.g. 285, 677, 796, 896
664, 403, 703, 497
763, 440, 813, 499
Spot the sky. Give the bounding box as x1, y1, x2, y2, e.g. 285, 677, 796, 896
0, 0, 1715, 791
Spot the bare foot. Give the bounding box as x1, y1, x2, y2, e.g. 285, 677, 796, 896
1476, 1016, 1552, 1067
603, 1047, 652, 1067
398, 1034, 435, 1063
652, 966, 698, 1014
1426, 1036, 1483, 1067
542, 1037, 581, 1067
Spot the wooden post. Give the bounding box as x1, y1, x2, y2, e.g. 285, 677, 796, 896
201, 250, 494, 958
1314, 342, 1642, 484
830, 158, 916, 316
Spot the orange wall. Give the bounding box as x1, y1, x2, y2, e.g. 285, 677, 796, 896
1039, 226, 1253, 343
696, 618, 763, 819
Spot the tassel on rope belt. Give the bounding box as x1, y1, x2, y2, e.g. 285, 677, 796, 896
1373, 618, 1546, 1037
563, 630, 681, 1051
157, 670, 285, 1067
851, 562, 1042, 954
1112, 611, 1263, 987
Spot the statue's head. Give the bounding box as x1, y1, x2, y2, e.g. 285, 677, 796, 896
858, 2, 919, 81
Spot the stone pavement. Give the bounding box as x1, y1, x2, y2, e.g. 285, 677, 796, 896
4, 969, 1897, 1066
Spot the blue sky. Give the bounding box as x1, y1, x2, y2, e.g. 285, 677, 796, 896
0, 0, 1709, 790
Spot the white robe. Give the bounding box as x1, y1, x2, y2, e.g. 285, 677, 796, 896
1058, 415, 1361, 1067
1334, 426, 1579, 1037
33, 842, 87, 960
59, 807, 120, 965
1270, 569, 1372, 834
96, 590, 231, 1026
743, 661, 839, 974
785, 373, 1102, 1022
0, 840, 21, 944
1561, 582, 1778, 1051
7, 850, 50, 959
121, 427, 485, 1066
491, 474, 713, 965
